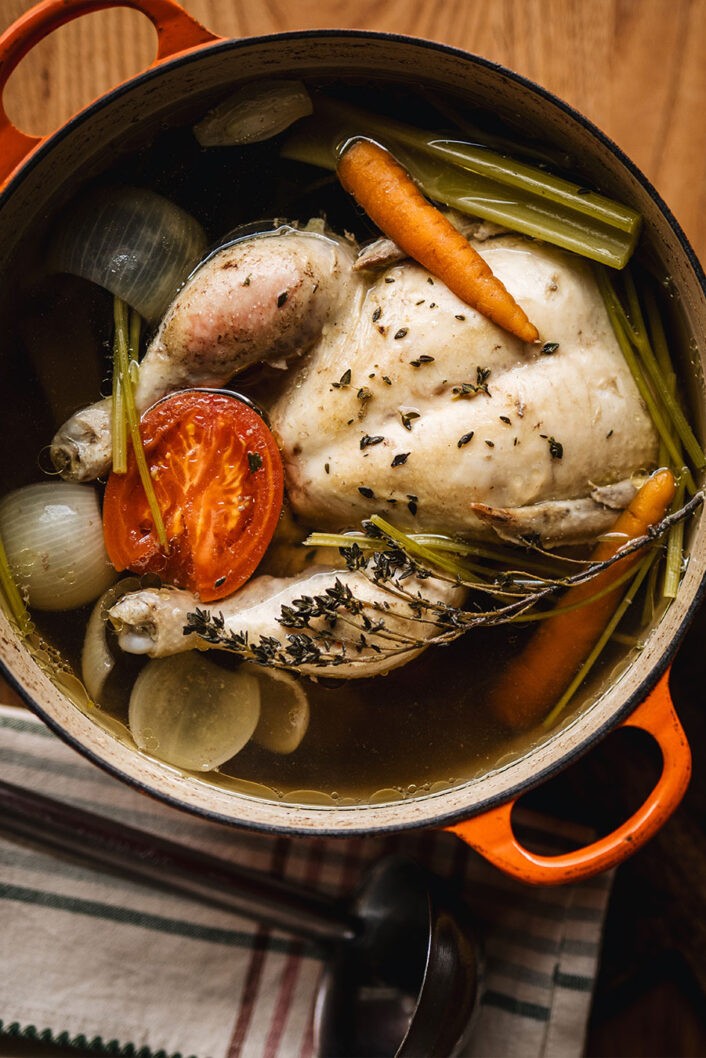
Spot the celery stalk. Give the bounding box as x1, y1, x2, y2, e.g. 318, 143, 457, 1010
281, 96, 642, 268
113, 297, 169, 553
620, 272, 705, 470
111, 324, 127, 475
542, 551, 657, 728
368, 514, 489, 583
0, 530, 32, 634
663, 477, 686, 600
597, 270, 697, 493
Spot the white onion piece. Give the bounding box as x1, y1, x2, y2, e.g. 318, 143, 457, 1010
249, 665, 310, 754
194, 80, 313, 146
0, 482, 116, 611
81, 577, 141, 702
49, 187, 207, 322
129, 654, 261, 772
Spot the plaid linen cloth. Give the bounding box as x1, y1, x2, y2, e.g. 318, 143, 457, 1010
0, 703, 612, 1058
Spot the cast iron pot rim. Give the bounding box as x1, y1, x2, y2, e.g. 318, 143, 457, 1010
1, 27, 704, 836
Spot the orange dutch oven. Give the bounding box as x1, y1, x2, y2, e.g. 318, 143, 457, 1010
0, 0, 703, 886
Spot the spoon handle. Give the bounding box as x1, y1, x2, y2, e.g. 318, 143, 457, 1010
0, 777, 358, 945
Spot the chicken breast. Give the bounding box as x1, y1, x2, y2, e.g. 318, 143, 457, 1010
270, 235, 658, 545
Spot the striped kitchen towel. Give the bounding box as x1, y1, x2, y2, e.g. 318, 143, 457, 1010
0, 703, 612, 1058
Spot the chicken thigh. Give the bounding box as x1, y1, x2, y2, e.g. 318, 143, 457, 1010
50, 226, 361, 481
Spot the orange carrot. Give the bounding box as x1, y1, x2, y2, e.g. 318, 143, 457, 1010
337, 137, 540, 344
489, 467, 676, 731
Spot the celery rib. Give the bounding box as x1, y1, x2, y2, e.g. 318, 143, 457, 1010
620, 272, 705, 471
0, 531, 32, 635
113, 297, 169, 553
281, 96, 642, 269
597, 269, 697, 494
542, 551, 657, 728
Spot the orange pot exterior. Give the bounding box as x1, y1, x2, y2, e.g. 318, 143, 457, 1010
447, 667, 691, 885
0, 0, 221, 190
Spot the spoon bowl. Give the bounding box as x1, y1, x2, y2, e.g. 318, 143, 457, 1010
316, 856, 480, 1056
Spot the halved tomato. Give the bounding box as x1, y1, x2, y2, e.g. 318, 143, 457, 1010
103, 390, 284, 602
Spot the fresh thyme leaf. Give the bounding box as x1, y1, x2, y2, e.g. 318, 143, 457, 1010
391, 452, 410, 466
541, 341, 560, 355
547, 436, 564, 459
361, 434, 384, 449
452, 366, 491, 399
400, 410, 420, 430
247, 451, 263, 473
332, 368, 351, 389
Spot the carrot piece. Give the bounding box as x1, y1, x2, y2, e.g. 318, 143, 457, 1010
337, 137, 540, 344
489, 467, 677, 731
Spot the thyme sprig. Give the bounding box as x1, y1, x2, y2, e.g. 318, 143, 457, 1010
184, 494, 702, 671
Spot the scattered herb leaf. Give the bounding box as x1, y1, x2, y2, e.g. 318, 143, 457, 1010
332, 368, 351, 389
547, 436, 564, 459
401, 410, 421, 431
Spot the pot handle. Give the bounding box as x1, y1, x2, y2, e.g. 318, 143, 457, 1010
0, 0, 220, 185
446, 666, 691, 885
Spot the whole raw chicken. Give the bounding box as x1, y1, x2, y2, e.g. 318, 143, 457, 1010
54, 223, 658, 674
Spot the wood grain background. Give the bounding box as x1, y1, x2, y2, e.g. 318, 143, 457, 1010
0, 0, 704, 263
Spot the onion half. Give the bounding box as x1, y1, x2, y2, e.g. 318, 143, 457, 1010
249, 665, 310, 754
81, 577, 142, 703
128, 654, 261, 772
193, 80, 312, 146
0, 482, 116, 611
49, 187, 207, 323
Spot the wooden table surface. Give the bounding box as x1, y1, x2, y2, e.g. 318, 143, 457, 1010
1, 1, 705, 1056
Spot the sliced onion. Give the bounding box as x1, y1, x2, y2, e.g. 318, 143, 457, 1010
128, 654, 261, 772
249, 665, 310, 754
49, 187, 207, 322
81, 577, 141, 702
0, 482, 116, 611
193, 80, 313, 147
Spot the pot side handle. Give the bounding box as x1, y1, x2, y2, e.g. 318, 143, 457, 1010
446, 666, 691, 886
0, 0, 220, 186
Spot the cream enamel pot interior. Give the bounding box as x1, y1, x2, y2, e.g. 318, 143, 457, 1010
0, 0, 703, 885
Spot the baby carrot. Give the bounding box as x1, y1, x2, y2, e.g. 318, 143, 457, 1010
489, 467, 676, 731
337, 137, 540, 344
